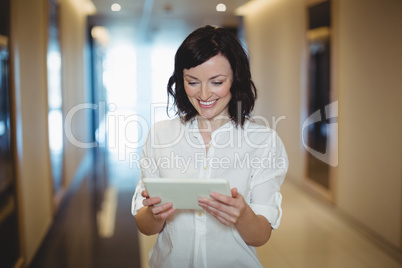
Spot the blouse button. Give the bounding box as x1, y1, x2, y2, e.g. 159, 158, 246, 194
204, 166, 207, 170
198, 212, 203, 217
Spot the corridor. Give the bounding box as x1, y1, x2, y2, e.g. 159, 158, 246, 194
29, 147, 401, 268
2, 0, 402, 267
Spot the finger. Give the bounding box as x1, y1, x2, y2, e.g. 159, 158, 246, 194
158, 207, 176, 220
209, 210, 231, 226
150, 202, 173, 216
209, 192, 235, 206
143, 196, 161, 207
231, 188, 238, 198
203, 204, 236, 225
199, 200, 234, 220
200, 197, 235, 214
215, 214, 232, 226
142, 190, 149, 198
201, 196, 243, 223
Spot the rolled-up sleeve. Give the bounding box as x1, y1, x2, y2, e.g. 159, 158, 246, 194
131, 128, 160, 216
249, 131, 288, 229
250, 178, 283, 229
132, 179, 145, 216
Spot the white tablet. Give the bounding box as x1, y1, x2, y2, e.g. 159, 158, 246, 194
142, 178, 231, 209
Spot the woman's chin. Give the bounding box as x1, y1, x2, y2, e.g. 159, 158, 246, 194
197, 111, 217, 120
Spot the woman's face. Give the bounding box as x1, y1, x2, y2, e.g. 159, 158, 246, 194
183, 54, 233, 122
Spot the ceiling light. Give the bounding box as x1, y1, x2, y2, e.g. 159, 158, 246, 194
236, 0, 280, 16
84, 1, 97, 15
216, 3, 226, 12
111, 3, 121, 12
91, 26, 110, 46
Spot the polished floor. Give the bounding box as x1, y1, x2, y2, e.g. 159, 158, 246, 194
30, 149, 402, 268
29, 149, 142, 268
138, 181, 402, 268
255, 182, 401, 268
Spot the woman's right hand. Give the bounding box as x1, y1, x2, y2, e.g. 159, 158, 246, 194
142, 190, 176, 221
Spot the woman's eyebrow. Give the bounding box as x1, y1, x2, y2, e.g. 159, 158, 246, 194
184, 74, 199, 80
209, 74, 226, 80
184, 74, 227, 80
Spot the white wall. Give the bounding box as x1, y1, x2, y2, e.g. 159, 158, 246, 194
60, 0, 91, 188
10, 0, 90, 264
335, 0, 402, 248
241, 0, 402, 250
242, 0, 307, 185
10, 0, 53, 264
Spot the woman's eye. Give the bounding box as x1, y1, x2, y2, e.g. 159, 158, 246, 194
188, 81, 199, 85
212, 81, 223, 86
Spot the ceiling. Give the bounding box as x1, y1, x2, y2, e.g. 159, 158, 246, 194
89, 0, 249, 44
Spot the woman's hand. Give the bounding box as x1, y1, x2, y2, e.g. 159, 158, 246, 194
198, 188, 249, 226
142, 190, 176, 221
198, 187, 272, 246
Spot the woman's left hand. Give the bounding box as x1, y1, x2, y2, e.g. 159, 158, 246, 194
198, 188, 249, 226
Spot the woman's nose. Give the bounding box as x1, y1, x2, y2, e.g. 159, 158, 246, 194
199, 85, 212, 101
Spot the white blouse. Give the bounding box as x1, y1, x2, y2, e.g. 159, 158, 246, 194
132, 117, 288, 268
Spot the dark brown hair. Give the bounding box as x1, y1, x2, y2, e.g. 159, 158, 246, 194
167, 25, 257, 126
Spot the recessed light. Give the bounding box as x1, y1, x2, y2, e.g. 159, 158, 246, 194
111, 3, 121, 12
216, 3, 226, 12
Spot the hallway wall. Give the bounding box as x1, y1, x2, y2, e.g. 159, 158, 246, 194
241, 0, 402, 250
10, 0, 53, 264
10, 0, 90, 265
334, 0, 402, 249
241, 0, 307, 193
60, 0, 91, 192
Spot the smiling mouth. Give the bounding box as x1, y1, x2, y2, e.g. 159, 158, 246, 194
199, 99, 218, 107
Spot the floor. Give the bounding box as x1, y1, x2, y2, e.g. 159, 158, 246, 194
255, 182, 402, 268
30, 149, 402, 268
29, 149, 142, 268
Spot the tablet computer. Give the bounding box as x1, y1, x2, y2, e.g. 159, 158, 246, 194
142, 178, 231, 209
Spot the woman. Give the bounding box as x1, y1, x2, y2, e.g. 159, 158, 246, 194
132, 25, 288, 268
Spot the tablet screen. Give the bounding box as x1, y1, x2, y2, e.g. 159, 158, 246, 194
143, 178, 231, 209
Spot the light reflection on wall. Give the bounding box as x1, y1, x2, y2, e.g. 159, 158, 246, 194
47, 51, 62, 109
47, 51, 63, 153
47, 4, 64, 193
101, 43, 139, 159
103, 43, 137, 108
48, 110, 63, 152
151, 46, 176, 124
100, 41, 179, 160
0, 120, 5, 136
